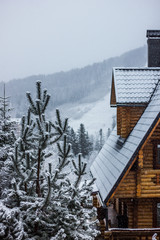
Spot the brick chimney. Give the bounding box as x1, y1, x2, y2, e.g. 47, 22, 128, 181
147, 30, 160, 67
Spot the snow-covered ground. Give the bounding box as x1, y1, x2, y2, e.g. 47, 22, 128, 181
50, 92, 116, 135
69, 93, 116, 135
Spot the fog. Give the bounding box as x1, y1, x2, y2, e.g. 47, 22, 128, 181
0, 0, 160, 82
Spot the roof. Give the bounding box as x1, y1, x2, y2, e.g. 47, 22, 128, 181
90, 82, 160, 204
111, 68, 160, 106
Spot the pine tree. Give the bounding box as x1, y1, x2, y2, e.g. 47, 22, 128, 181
0, 83, 15, 147
94, 129, 105, 152
0, 201, 26, 239
77, 123, 93, 157
2, 81, 98, 239
107, 127, 111, 139
50, 154, 98, 240
112, 115, 116, 130
0, 84, 16, 199
66, 126, 79, 156
99, 129, 105, 150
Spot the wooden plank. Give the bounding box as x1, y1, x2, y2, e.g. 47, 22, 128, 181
110, 76, 116, 106
140, 194, 160, 198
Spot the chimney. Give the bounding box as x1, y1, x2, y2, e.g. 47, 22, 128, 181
147, 30, 160, 67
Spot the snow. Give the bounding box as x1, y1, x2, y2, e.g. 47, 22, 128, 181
113, 68, 160, 104
69, 93, 116, 135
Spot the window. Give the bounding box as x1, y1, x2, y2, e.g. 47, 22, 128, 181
153, 201, 160, 227
157, 203, 160, 227
157, 145, 160, 165
153, 141, 160, 169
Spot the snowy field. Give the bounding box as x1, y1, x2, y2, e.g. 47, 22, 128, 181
68, 93, 116, 135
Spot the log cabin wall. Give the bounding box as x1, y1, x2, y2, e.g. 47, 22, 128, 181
110, 199, 153, 229
111, 199, 153, 228
114, 171, 136, 199
140, 168, 160, 198
143, 140, 153, 169
140, 122, 160, 198
137, 199, 153, 228
127, 199, 153, 228
111, 121, 160, 230
151, 123, 160, 140
127, 200, 134, 228
117, 106, 146, 138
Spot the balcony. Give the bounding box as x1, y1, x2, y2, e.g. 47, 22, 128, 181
104, 228, 160, 240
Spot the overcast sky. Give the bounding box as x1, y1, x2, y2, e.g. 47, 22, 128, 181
0, 0, 160, 82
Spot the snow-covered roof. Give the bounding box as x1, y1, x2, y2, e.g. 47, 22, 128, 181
91, 82, 160, 204
112, 68, 160, 105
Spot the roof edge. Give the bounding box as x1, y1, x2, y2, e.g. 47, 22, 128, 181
116, 103, 147, 107
112, 67, 160, 70
110, 69, 117, 106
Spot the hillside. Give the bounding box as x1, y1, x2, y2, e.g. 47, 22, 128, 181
0, 45, 146, 120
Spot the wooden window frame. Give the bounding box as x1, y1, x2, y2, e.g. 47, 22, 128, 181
153, 140, 160, 169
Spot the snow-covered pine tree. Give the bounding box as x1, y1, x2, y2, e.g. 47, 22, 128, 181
2, 81, 98, 239
50, 153, 98, 240
107, 127, 111, 139
0, 84, 16, 199
2, 81, 68, 238
11, 81, 68, 197
0, 83, 15, 147
66, 126, 79, 156
112, 115, 116, 130
77, 123, 93, 158
0, 201, 26, 240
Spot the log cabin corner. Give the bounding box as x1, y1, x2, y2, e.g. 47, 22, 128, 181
91, 30, 160, 239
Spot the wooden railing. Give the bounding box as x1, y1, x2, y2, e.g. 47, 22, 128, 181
104, 228, 160, 240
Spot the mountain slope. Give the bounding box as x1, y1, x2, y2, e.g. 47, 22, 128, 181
0, 45, 146, 118
65, 93, 116, 134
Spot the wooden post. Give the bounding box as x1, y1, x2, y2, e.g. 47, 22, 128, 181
133, 199, 138, 228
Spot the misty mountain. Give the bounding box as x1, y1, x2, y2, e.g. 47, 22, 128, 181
0, 46, 146, 118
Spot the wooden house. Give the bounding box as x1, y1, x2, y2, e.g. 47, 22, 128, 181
91, 30, 160, 239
